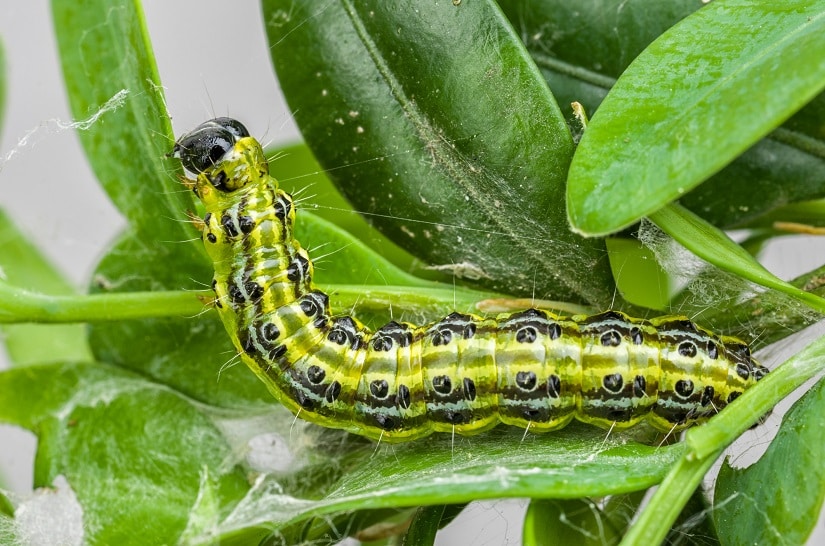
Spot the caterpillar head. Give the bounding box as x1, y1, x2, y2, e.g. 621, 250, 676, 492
170, 117, 269, 193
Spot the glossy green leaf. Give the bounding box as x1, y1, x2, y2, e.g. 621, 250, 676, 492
649, 204, 825, 314
605, 237, 670, 311
681, 133, 825, 228
567, 0, 825, 236
296, 212, 438, 289
0, 210, 91, 365
0, 362, 250, 545
499, 0, 700, 115
272, 142, 423, 274
264, 0, 616, 307
714, 375, 825, 545
500, 0, 825, 229
210, 426, 682, 537
51, 0, 198, 249
524, 499, 619, 546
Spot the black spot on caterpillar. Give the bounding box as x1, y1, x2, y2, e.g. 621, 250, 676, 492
171, 118, 769, 443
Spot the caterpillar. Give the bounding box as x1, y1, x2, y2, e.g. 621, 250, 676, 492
171, 117, 769, 443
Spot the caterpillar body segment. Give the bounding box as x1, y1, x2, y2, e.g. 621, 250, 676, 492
171, 118, 769, 443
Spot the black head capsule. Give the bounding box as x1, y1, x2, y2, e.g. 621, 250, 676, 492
169, 118, 250, 176
211, 117, 250, 139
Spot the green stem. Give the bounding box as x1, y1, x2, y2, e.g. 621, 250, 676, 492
620, 450, 720, 546
686, 333, 825, 461
0, 282, 207, 323
624, 332, 825, 543
327, 284, 501, 316
0, 281, 499, 324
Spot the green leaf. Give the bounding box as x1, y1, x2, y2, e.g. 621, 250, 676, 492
402, 505, 450, 546
501, 0, 825, 230
499, 0, 702, 115
681, 131, 825, 228
0, 490, 12, 517
0, 210, 92, 365
0, 362, 250, 545
713, 375, 825, 546
605, 237, 670, 311
51, 0, 204, 266
211, 426, 683, 536
264, 0, 617, 307
272, 142, 422, 274
295, 212, 435, 289
742, 198, 825, 229
567, 0, 825, 236
524, 499, 621, 546
649, 204, 825, 314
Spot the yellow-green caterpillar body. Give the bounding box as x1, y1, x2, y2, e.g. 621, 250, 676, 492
172, 118, 768, 442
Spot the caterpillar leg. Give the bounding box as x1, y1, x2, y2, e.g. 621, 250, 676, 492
186, 210, 206, 231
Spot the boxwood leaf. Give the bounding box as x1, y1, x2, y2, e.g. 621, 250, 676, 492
714, 375, 825, 545
0, 362, 250, 545
500, 0, 825, 230
567, 0, 825, 235
264, 0, 616, 307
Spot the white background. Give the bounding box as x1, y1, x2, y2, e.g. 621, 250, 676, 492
0, 2, 823, 545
